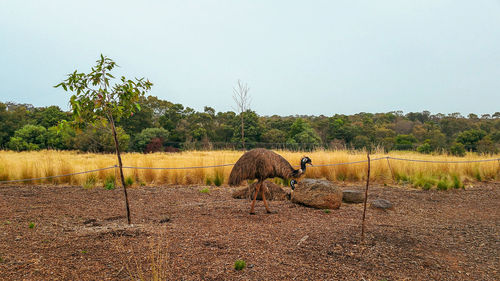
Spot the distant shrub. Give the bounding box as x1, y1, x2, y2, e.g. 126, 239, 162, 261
234, 260, 246, 271
449, 142, 466, 157
417, 142, 432, 154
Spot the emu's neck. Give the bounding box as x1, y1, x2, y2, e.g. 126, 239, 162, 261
292, 161, 307, 178
300, 161, 307, 171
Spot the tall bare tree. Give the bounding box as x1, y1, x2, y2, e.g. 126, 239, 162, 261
232, 80, 251, 150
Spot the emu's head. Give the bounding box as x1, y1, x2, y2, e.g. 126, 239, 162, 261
300, 156, 312, 168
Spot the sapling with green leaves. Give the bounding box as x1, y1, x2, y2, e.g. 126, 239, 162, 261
55, 55, 153, 224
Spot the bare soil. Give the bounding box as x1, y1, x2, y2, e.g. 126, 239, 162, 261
0, 182, 499, 280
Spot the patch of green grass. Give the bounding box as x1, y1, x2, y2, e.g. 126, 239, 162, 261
412, 175, 436, 190
125, 176, 134, 187
394, 172, 411, 184
205, 177, 213, 185
200, 187, 210, 194
213, 171, 224, 187
83, 174, 97, 189
452, 174, 464, 189
104, 175, 116, 190
28, 222, 35, 229
336, 172, 347, 181
234, 259, 246, 271
323, 209, 331, 214
437, 178, 451, 191
81, 250, 88, 254
474, 169, 482, 181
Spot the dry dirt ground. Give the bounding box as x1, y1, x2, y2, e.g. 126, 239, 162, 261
0, 182, 499, 281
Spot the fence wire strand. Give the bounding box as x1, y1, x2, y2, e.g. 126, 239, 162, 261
0, 166, 117, 183
1, 156, 499, 184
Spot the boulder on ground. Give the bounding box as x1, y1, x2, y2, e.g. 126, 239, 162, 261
342, 190, 364, 203
232, 180, 289, 201
370, 199, 394, 210
291, 179, 342, 209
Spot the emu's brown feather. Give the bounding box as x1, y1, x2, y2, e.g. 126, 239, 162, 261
229, 148, 302, 186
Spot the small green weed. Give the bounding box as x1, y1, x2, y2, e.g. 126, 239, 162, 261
104, 175, 116, 190
28, 222, 35, 229
200, 187, 210, 194
234, 259, 246, 271
323, 209, 331, 214
81, 250, 88, 254
4, 220, 11, 225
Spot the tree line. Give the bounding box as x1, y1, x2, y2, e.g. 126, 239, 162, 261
1, 98, 499, 155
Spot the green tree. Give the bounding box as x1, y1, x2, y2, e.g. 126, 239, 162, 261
7, 124, 47, 151
0, 102, 30, 148
261, 128, 287, 144
476, 136, 497, 155
55, 55, 152, 224
74, 123, 130, 152
31, 106, 69, 128
449, 142, 466, 157
287, 118, 321, 150
394, 134, 417, 150
134, 127, 169, 152
231, 110, 261, 149
455, 129, 486, 151
46, 125, 76, 150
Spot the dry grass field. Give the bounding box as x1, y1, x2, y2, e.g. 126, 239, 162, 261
0, 150, 498, 190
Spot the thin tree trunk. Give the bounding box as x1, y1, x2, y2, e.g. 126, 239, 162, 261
241, 114, 245, 150
109, 117, 131, 225
361, 152, 371, 241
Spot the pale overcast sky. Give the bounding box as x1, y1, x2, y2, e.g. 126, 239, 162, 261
0, 0, 499, 116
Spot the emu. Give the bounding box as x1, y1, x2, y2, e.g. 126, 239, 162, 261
228, 148, 312, 214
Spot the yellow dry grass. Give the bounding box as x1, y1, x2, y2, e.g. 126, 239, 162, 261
0, 150, 498, 188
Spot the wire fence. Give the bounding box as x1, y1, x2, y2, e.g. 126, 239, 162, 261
0, 156, 499, 184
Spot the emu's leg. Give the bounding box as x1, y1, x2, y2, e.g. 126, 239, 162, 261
249, 181, 261, 214
261, 182, 272, 213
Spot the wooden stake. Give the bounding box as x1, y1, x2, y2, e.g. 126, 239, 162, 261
361, 152, 371, 241
386, 156, 394, 182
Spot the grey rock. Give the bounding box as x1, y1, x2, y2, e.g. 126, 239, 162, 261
370, 199, 394, 210
342, 190, 364, 203
291, 179, 342, 209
